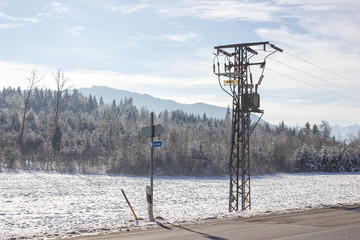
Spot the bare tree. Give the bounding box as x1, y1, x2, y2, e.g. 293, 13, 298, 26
19, 70, 42, 149
53, 69, 70, 127
51, 69, 71, 155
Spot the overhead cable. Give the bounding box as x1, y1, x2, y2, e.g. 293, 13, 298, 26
267, 56, 359, 96
284, 50, 360, 87
267, 68, 360, 103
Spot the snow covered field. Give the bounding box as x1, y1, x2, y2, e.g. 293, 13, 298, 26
1, 171, 360, 239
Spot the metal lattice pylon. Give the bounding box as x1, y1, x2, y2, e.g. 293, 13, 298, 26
214, 42, 282, 211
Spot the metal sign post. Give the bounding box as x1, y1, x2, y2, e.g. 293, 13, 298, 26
141, 112, 164, 222
149, 112, 155, 221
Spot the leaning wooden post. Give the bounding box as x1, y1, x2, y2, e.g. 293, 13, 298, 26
121, 189, 139, 221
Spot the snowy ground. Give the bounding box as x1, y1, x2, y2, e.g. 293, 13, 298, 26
1, 171, 360, 239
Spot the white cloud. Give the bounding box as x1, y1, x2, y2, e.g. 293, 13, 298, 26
69, 26, 84, 35
0, 59, 212, 96
0, 23, 24, 30
161, 32, 200, 43
23, 17, 39, 23
130, 31, 154, 41
51, 2, 70, 15
0, 11, 36, 27
0, 2, 70, 28
129, 31, 201, 45
69, 69, 210, 89
0, 11, 17, 21
26, 2, 71, 22
254, 1, 360, 104
257, 1, 360, 51
298, 9, 360, 48
262, 100, 360, 127
158, 0, 360, 50
111, 4, 149, 13
158, 0, 281, 22
0, 60, 55, 89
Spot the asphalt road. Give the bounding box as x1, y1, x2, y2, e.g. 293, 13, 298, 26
70, 204, 360, 240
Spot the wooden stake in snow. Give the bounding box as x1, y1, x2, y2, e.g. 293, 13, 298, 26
121, 189, 139, 221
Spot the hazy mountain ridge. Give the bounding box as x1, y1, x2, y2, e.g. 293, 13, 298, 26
332, 124, 360, 141
79, 85, 228, 119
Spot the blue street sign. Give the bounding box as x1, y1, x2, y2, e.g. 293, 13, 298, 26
152, 141, 162, 148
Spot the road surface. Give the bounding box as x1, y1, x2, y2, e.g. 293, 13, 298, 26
69, 204, 360, 240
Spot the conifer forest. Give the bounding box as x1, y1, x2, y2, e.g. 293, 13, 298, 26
1, 84, 359, 176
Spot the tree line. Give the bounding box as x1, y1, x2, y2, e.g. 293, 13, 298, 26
0, 72, 359, 175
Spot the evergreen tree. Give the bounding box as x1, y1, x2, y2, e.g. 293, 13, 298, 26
320, 148, 330, 172
312, 124, 319, 135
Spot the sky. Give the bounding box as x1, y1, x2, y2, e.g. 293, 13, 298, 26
0, 0, 360, 127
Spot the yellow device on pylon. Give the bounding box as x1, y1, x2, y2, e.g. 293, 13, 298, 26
224, 80, 238, 86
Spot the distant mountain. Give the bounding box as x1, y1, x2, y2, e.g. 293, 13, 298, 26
78, 86, 228, 119
332, 124, 360, 141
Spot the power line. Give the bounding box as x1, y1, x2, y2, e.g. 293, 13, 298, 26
284, 50, 360, 87
267, 68, 360, 104
267, 56, 360, 96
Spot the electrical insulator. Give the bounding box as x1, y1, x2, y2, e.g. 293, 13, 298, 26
213, 64, 215, 73
258, 75, 264, 85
